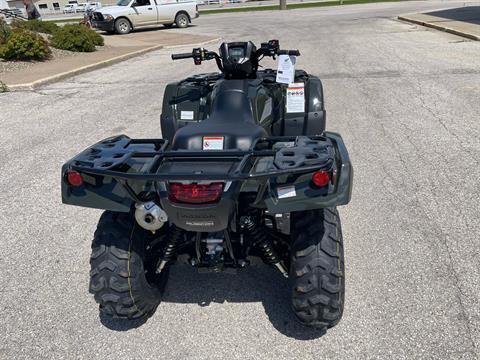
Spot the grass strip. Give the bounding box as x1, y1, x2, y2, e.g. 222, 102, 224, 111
45, 0, 408, 21
200, 0, 406, 14
45, 18, 82, 23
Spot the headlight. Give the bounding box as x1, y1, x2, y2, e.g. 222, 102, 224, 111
104, 14, 114, 21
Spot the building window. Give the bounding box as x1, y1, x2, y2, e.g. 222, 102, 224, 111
53, 2, 60, 9
38, 3, 48, 8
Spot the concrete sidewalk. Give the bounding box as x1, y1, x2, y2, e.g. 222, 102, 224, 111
399, 5, 480, 41
0, 30, 216, 90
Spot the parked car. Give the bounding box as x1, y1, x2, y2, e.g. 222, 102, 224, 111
75, 2, 88, 12
85, 2, 102, 11
63, 4, 77, 13
92, 0, 198, 34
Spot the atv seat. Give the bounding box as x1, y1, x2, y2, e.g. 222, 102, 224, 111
172, 81, 267, 151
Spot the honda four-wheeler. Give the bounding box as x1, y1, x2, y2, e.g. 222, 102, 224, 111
62, 40, 353, 332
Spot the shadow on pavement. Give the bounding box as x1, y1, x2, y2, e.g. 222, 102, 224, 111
98, 264, 326, 339
161, 264, 326, 340
425, 6, 480, 25
100, 24, 197, 36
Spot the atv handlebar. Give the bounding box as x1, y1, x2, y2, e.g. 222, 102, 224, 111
172, 48, 220, 67
171, 53, 193, 60
170, 41, 300, 78
171, 48, 300, 61
170, 40, 300, 66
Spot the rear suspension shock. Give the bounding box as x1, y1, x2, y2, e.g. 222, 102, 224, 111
156, 225, 183, 274
241, 214, 288, 278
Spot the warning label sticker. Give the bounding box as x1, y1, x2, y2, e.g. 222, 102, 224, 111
203, 136, 224, 150
181, 111, 194, 120
286, 83, 305, 113
277, 185, 296, 199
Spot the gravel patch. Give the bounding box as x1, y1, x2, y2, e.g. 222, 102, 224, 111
1, 47, 75, 75
0, 45, 107, 75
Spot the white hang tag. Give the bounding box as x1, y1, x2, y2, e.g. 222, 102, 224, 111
276, 55, 296, 84
286, 83, 305, 113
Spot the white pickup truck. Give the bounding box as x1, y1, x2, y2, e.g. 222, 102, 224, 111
92, 0, 198, 34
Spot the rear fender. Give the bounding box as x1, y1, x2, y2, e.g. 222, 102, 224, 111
62, 165, 137, 212
61, 133, 353, 213
263, 131, 353, 213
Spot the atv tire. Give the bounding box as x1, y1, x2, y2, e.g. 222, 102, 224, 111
89, 211, 168, 319
290, 208, 345, 330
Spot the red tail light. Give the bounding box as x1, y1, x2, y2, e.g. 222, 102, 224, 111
168, 182, 224, 204
66, 170, 84, 187
311, 171, 330, 188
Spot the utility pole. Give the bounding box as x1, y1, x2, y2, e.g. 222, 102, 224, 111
280, 0, 287, 10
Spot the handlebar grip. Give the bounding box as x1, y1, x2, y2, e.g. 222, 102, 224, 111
171, 53, 193, 60
278, 49, 301, 56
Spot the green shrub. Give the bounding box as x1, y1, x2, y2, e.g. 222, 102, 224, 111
0, 18, 11, 44
50, 25, 103, 52
85, 27, 104, 47
0, 81, 8, 93
12, 19, 59, 35
0, 29, 51, 60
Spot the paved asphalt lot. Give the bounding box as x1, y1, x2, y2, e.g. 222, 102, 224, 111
1, 1, 479, 359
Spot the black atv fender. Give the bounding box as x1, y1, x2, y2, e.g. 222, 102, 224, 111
282, 74, 326, 137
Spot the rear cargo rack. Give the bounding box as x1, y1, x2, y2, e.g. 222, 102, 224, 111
63, 132, 352, 212
69, 134, 340, 181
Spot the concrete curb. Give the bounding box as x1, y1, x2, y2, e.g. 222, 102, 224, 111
7, 37, 221, 91
7, 44, 163, 91
398, 15, 480, 41
162, 37, 221, 49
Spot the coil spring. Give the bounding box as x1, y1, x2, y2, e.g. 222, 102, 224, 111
252, 227, 281, 266
156, 225, 183, 273
241, 214, 280, 266
241, 209, 288, 277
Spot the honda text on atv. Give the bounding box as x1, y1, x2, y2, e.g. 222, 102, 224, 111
61, 40, 353, 332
